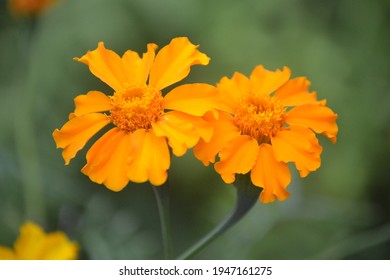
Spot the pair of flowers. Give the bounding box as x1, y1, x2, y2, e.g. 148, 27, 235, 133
53, 37, 338, 203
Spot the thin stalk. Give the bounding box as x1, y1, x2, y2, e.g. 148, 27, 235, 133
13, 19, 46, 224
313, 222, 390, 259
178, 177, 260, 260
152, 182, 173, 259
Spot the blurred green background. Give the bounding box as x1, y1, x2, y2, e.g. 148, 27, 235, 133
1, 0, 389, 259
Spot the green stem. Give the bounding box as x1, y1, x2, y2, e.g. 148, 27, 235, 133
313, 222, 390, 259
13, 18, 46, 224
152, 182, 173, 259
178, 175, 260, 260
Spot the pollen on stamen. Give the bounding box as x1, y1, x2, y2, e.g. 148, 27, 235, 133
109, 84, 164, 133
233, 94, 286, 143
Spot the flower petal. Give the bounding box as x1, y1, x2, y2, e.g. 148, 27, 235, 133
127, 129, 170, 186
274, 77, 322, 106
194, 112, 240, 166
73, 91, 112, 117
250, 144, 291, 203
40, 232, 78, 260
249, 65, 291, 96
271, 128, 321, 177
14, 222, 45, 260
217, 72, 250, 114
169, 111, 214, 143
149, 37, 210, 90
215, 135, 259, 184
289, 126, 323, 177
81, 128, 132, 191
152, 111, 200, 156
163, 83, 219, 116
75, 42, 126, 92
122, 43, 158, 85
0, 246, 16, 260
52, 113, 111, 165
12, 222, 77, 260
286, 103, 338, 143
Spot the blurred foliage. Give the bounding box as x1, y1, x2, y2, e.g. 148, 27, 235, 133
0, 0, 389, 259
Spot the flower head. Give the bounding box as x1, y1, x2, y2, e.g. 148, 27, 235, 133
194, 65, 338, 203
53, 37, 219, 191
8, 0, 57, 17
0, 222, 78, 260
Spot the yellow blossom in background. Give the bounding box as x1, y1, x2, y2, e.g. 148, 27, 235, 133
8, 0, 57, 17
194, 65, 338, 203
53, 37, 219, 191
0, 222, 78, 260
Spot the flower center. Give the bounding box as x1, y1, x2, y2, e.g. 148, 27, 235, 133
109, 84, 164, 133
233, 94, 286, 143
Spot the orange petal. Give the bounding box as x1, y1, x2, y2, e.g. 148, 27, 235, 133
250, 144, 291, 203
170, 111, 214, 143
81, 128, 132, 191
163, 83, 219, 116
152, 111, 200, 156
75, 42, 126, 92
122, 43, 158, 85
274, 77, 322, 106
271, 128, 321, 177
145, 132, 170, 186
286, 103, 338, 143
290, 125, 323, 177
149, 37, 210, 90
52, 113, 111, 165
73, 91, 112, 117
194, 113, 240, 166
249, 65, 291, 96
217, 72, 250, 114
127, 129, 170, 186
214, 135, 259, 184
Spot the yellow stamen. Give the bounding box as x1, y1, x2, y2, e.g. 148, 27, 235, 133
110, 84, 164, 133
234, 94, 286, 143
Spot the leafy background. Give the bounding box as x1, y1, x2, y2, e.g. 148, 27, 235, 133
0, 0, 389, 259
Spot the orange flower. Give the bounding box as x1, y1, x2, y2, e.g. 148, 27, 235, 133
0, 222, 78, 260
53, 37, 219, 191
194, 65, 338, 203
8, 0, 57, 17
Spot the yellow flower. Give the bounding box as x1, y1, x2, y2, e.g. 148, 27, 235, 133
8, 0, 57, 17
194, 65, 338, 203
53, 37, 219, 191
0, 222, 78, 260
